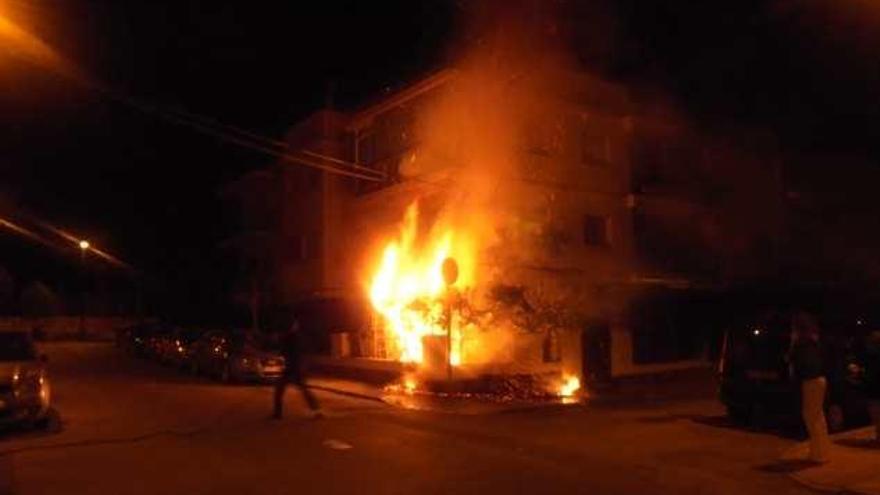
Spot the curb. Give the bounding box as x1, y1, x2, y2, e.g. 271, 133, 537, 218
785, 465, 855, 495
307, 384, 387, 405
781, 427, 878, 495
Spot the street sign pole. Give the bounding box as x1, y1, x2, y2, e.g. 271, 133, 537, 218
441, 257, 458, 383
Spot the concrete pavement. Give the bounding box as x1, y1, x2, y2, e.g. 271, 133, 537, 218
311, 363, 717, 414
782, 426, 880, 495
0, 343, 818, 494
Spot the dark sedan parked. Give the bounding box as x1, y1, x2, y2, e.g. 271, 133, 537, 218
0, 330, 51, 429
119, 322, 160, 358
189, 330, 285, 383
159, 328, 206, 369
142, 324, 179, 361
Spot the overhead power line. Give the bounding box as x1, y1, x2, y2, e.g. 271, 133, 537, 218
0, 11, 385, 182
93, 86, 385, 182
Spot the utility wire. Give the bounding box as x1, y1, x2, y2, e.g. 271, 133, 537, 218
0, 11, 384, 182
300, 149, 386, 177
134, 100, 386, 179
93, 86, 385, 182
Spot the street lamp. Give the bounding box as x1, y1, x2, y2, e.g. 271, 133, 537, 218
78, 240, 89, 339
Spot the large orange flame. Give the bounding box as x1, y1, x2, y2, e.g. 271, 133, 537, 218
368, 202, 474, 365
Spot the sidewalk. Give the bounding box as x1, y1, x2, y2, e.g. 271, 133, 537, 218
781, 427, 880, 495
308, 377, 387, 403
588, 367, 716, 407
306, 367, 717, 414
307, 376, 581, 414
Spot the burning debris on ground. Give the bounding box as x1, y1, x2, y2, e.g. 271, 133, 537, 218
384, 370, 583, 404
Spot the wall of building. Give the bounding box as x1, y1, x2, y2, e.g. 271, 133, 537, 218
277, 110, 350, 301
609, 322, 710, 377
225, 69, 780, 380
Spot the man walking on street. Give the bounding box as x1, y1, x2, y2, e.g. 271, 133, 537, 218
790, 311, 832, 463
863, 331, 880, 443
273, 319, 322, 419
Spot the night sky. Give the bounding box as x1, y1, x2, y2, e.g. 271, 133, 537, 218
1, 0, 878, 316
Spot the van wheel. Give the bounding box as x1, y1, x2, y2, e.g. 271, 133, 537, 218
726, 405, 752, 425
33, 410, 61, 433
33, 416, 50, 430
826, 404, 845, 433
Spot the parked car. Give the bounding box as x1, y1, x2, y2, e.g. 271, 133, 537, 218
119, 322, 160, 357
142, 324, 177, 361
0, 330, 51, 429
719, 307, 872, 432
158, 327, 206, 369
147, 326, 181, 365
189, 330, 285, 383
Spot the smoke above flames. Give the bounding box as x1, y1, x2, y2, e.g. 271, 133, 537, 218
402, 1, 585, 278
362, 2, 603, 374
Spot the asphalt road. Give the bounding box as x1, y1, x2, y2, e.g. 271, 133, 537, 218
0, 343, 815, 495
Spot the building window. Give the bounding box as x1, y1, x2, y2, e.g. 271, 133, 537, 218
285, 231, 321, 262
583, 215, 610, 247
581, 122, 610, 166
357, 133, 376, 165
523, 116, 563, 156
385, 109, 416, 154
523, 121, 550, 156
542, 329, 561, 363
629, 292, 710, 364
308, 230, 321, 260
307, 169, 321, 189
299, 235, 310, 260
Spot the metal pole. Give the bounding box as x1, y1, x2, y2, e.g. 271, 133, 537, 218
79, 248, 86, 339
441, 257, 458, 384
446, 297, 453, 382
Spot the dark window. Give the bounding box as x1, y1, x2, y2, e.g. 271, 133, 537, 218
307, 169, 322, 188
631, 137, 665, 189
298, 235, 308, 260
523, 120, 553, 156
384, 109, 416, 154
357, 133, 376, 165
286, 231, 322, 261
543, 329, 561, 363
630, 293, 710, 364
583, 215, 609, 247
306, 230, 321, 260
581, 123, 610, 165
0, 332, 37, 361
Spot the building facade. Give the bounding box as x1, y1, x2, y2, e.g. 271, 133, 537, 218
225, 69, 781, 383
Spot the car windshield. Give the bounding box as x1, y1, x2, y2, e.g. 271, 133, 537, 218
728, 311, 791, 371
180, 329, 204, 343
0, 332, 37, 361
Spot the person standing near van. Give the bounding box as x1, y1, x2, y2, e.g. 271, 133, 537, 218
790, 311, 832, 463
863, 331, 880, 443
